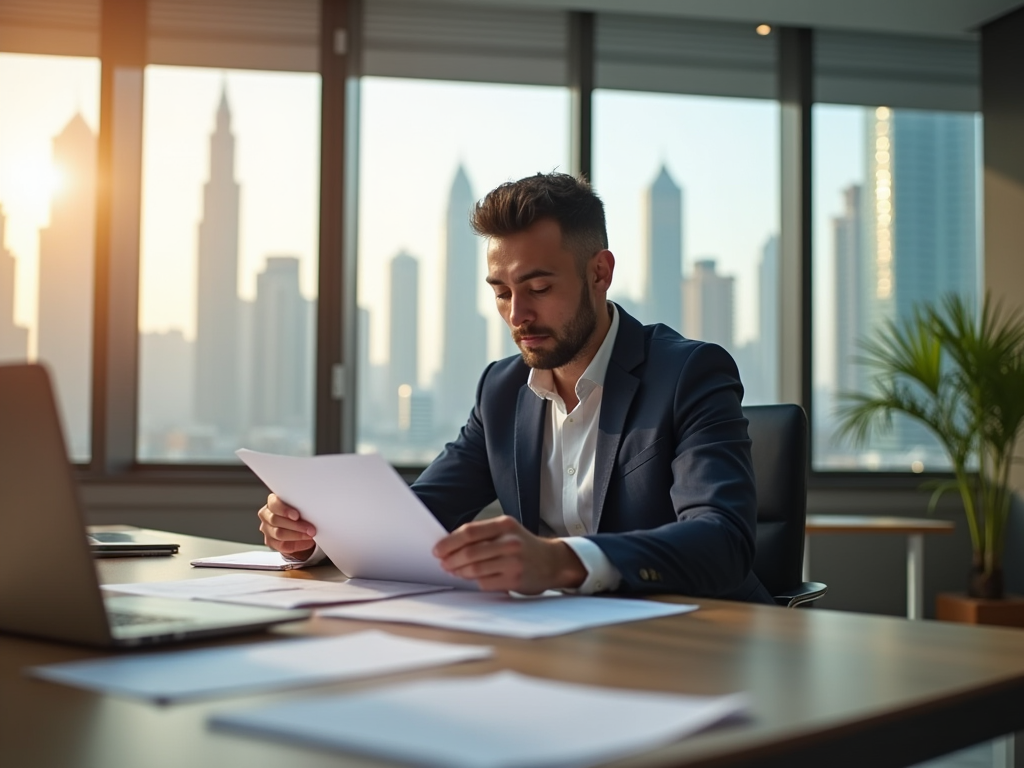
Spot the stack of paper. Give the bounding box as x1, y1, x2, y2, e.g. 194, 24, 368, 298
212, 671, 749, 768
31, 631, 492, 703
103, 573, 449, 609
319, 590, 698, 638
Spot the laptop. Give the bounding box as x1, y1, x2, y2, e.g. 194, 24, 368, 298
88, 530, 180, 557
0, 363, 310, 647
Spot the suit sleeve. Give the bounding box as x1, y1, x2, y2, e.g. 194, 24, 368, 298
587, 343, 760, 599
410, 363, 499, 532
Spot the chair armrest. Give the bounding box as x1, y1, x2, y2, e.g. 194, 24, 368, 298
774, 582, 828, 608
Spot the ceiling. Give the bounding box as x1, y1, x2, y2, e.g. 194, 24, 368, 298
445, 0, 1024, 39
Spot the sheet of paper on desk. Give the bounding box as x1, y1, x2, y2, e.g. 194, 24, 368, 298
237, 448, 473, 590
212, 671, 749, 768
319, 590, 698, 638
31, 631, 493, 704
103, 573, 449, 608
190, 550, 308, 570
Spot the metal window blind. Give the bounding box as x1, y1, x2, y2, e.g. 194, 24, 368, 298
814, 30, 979, 111
0, 0, 99, 57
363, 0, 567, 86
595, 14, 777, 99
148, 0, 320, 72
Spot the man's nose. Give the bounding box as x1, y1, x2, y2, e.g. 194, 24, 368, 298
508, 292, 534, 328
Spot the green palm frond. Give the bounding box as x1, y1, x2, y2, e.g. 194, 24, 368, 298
836, 292, 1024, 575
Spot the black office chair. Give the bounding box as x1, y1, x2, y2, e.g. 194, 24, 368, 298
745, 404, 827, 608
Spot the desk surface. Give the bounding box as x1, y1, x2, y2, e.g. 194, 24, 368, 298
3, 527, 1024, 768
806, 514, 956, 535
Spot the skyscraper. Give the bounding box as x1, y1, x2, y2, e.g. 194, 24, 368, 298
138, 329, 193, 456
890, 111, 978, 322
855, 106, 978, 461
683, 259, 734, 349
757, 234, 779, 402
250, 256, 310, 429
643, 164, 684, 330
438, 165, 487, 431
0, 207, 28, 361
193, 88, 241, 436
388, 251, 419, 425
37, 112, 96, 458
833, 185, 863, 396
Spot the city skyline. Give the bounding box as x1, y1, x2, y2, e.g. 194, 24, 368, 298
138, 90, 317, 460
358, 159, 778, 461
815, 106, 980, 469
1, 53, 980, 470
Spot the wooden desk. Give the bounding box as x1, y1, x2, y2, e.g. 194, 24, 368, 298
3, 528, 1024, 768
804, 515, 956, 620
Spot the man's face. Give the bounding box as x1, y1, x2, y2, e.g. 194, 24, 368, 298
485, 218, 601, 370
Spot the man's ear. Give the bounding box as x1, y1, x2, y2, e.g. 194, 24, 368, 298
591, 249, 615, 293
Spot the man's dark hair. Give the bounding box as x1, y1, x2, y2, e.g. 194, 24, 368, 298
470, 173, 608, 273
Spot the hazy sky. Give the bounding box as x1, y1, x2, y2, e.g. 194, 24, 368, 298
0, 52, 905, 393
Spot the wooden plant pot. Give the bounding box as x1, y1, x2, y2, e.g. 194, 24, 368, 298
936, 593, 1024, 628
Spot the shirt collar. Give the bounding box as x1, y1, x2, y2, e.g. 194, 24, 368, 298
527, 303, 620, 406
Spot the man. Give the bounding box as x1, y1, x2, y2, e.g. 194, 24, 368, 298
259, 173, 773, 603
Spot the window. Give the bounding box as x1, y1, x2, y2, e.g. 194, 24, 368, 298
0, 53, 100, 461
811, 30, 981, 471
812, 104, 981, 471
593, 15, 780, 404
137, 66, 321, 462
355, 77, 570, 463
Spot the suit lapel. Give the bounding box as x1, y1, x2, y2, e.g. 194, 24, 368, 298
593, 306, 645, 530
514, 385, 545, 532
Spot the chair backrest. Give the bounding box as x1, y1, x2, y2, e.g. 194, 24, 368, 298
745, 404, 808, 598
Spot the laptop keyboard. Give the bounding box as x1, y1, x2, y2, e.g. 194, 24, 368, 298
108, 611, 190, 628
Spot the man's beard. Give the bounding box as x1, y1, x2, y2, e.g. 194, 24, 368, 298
512, 283, 598, 370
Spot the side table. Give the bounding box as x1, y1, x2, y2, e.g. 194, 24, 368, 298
804, 515, 955, 620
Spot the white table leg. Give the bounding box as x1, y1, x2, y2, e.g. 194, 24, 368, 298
993, 734, 1015, 768
802, 534, 810, 583
907, 533, 924, 620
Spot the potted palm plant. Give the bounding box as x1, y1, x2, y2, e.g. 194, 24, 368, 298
836, 293, 1024, 609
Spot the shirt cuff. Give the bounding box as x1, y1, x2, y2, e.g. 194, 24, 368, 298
283, 543, 328, 567
561, 537, 621, 594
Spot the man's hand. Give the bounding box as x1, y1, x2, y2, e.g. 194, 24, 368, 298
432, 515, 587, 594
257, 494, 317, 560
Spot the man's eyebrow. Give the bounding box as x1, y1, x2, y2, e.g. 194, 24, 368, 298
485, 269, 556, 286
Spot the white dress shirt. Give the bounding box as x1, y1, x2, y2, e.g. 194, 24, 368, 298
292, 305, 624, 594
528, 303, 622, 594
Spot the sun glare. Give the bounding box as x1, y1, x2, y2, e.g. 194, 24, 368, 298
11, 156, 64, 209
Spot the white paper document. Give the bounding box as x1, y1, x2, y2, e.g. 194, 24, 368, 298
103, 574, 449, 609
237, 449, 473, 589
319, 590, 698, 638
211, 671, 749, 768
191, 550, 307, 570
31, 631, 493, 703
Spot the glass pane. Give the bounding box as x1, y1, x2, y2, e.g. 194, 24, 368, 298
812, 105, 981, 471
356, 78, 570, 464
0, 53, 100, 461
593, 91, 780, 405
138, 67, 321, 462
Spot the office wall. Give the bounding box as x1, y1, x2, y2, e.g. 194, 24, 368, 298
982, 6, 1024, 596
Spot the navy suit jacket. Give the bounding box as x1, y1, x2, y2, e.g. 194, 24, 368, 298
412, 305, 774, 604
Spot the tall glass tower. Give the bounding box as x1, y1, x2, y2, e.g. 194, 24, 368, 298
643, 164, 684, 330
